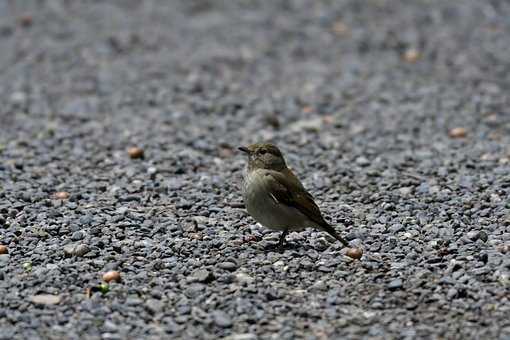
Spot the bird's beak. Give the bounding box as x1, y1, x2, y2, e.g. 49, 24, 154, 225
238, 146, 250, 154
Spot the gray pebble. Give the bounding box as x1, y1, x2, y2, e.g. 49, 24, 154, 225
388, 278, 403, 290
0, 254, 10, 265
223, 334, 257, 340
211, 310, 232, 328
71, 231, 85, 241
189, 269, 214, 283
218, 261, 237, 271
63, 243, 90, 257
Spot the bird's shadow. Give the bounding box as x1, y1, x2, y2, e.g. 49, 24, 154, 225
262, 241, 303, 253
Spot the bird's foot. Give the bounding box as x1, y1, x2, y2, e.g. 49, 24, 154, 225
276, 230, 289, 252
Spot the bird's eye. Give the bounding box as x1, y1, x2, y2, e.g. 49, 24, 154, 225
259, 149, 267, 155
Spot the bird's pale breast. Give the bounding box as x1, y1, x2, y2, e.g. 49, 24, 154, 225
242, 169, 314, 231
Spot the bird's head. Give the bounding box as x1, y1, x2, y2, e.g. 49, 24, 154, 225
238, 143, 287, 171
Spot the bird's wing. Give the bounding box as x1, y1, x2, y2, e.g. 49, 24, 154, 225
262, 169, 350, 247
262, 169, 329, 227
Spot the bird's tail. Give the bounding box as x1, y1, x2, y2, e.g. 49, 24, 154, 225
320, 224, 350, 247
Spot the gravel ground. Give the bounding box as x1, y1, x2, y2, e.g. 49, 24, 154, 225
1, 1, 510, 339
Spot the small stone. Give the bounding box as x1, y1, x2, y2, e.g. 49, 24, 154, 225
490, 193, 501, 203
403, 48, 420, 63
103, 271, 122, 283
74, 244, 90, 257
147, 167, 157, 177
0, 245, 7, 254
23, 262, 32, 272
447, 288, 458, 299
63, 244, 74, 256
272, 260, 285, 269
235, 272, 254, 285
54, 191, 70, 200
417, 182, 430, 194
31, 294, 61, 305
64, 243, 90, 257
189, 232, 203, 240
398, 187, 413, 196
128, 147, 144, 159
103, 320, 118, 332
477, 252, 488, 264
345, 248, 363, 260
302, 106, 313, 113
332, 21, 349, 35
17, 14, 33, 27
145, 299, 164, 314
449, 127, 467, 138
480, 153, 496, 161
311, 280, 326, 291
388, 278, 403, 290
190, 269, 214, 283
223, 334, 257, 340
322, 115, 335, 125
116, 206, 128, 215
389, 224, 405, 233
497, 272, 509, 286
218, 261, 237, 271
499, 157, 510, 164
0, 254, 10, 265
478, 231, 488, 242
211, 310, 232, 328
497, 244, 509, 254
265, 114, 280, 129
71, 231, 85, 241
355, 156, 370, 167
47, 264, 59, 270
289, 118, 323, 133
313, 238, 329, 251
466, 231, 480, 241
10, 91, 27, 105
218, 146, 234, 158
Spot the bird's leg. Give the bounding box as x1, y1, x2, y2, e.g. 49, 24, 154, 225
278, 230, 289, 250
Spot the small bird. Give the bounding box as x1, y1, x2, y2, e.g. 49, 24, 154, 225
239, 142, 354, 251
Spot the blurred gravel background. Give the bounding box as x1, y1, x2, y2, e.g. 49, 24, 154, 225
1, 0, 510, 339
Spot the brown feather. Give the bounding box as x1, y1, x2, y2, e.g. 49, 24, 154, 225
263, 169, 349, 246
264, 169, 328, 226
